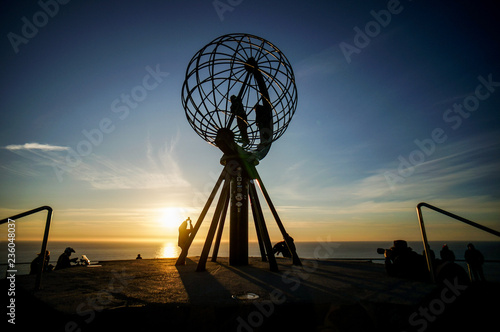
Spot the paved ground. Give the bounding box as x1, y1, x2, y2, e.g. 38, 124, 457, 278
8, 257, 498, 331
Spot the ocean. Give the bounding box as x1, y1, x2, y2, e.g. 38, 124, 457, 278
2, 240, 500, 281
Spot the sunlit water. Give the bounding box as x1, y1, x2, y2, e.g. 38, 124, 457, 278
2, 240, 499, 281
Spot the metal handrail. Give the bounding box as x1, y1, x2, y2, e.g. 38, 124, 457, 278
416, 202, 500, 283
1, 206, 53, 290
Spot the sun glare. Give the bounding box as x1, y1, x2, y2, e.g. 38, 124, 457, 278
157, 241, 180, 258
158, 207, 185, 229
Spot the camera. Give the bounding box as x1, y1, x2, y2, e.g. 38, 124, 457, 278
377, 240, 409, 259
377, 248, 394, 258
78, 255, 90, 266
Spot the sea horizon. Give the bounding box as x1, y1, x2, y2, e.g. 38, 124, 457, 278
2, 239, 499, 260
2, 240, 499, 280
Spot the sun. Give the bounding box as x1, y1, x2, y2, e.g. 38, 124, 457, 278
158, 207, 185, 229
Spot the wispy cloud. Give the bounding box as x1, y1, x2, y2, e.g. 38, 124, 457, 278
72, 153, 191, 190
267, 134, 500, 224
3, 142, 69, 151
2, 134, 191, 190
63, 131, 191, 190
1, 142, 70, 177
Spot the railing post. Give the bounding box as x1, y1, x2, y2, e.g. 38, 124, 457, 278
1, 206, 53, 290
416, 202, 500, 283
416, 204, 435, 283
36, 207, 53, 290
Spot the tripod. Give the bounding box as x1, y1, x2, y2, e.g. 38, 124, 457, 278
175, 157, 301, 272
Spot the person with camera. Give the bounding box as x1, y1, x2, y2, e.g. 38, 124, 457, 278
379, 240, 428, 281
55, 247, 78, 270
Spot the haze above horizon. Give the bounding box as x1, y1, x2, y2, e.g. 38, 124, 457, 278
1, 1, 499, 244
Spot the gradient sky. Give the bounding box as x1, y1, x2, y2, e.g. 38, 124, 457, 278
1, 0, 499, 243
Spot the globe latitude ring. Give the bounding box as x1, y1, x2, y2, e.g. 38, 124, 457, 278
181, 33, 298, 160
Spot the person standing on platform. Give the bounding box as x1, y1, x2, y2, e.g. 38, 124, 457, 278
178, 217, 193, 250
440, 244, 456, 263
464, 243, 485, 282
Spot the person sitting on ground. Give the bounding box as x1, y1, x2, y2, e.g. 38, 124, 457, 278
30, 250, 53, 275
136, 254, 142, 259
55, 247, 78, 270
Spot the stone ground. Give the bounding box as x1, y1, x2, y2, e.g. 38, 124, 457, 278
6, 257, 498, 331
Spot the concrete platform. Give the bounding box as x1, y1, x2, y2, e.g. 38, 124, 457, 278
9, 257, 498, 331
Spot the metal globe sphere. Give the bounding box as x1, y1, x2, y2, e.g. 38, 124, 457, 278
181, 33, 297, 160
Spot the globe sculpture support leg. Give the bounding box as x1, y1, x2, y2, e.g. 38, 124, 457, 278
251, 165, 302, 267
248, 179, 279, 272
176, 169, 227, 266
176, 156, 300, 272
196, 177, 231, 272
211, 186, 230, 263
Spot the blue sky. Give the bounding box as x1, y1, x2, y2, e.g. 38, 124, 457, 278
1, 0, 499, 243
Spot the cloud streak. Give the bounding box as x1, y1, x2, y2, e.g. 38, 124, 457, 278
3, 142, 69, 151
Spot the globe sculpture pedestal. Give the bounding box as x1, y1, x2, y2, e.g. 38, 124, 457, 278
228, 162, 249, 266
177, 33, 301, 271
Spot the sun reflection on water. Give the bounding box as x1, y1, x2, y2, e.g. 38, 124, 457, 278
156, 241, 181, 258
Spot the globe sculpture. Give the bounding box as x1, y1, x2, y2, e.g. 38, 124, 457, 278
181, 33, 298, 160
177, 33, 301, 271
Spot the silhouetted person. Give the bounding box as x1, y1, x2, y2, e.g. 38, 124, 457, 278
434, 259, 470, 286
136, 254, 142, 259
464, 243, 485, 282
273, 241, 291, 258
440, 244, 455, 263
215, 127, 237, 155
255, 104, 273, 144
383, 240, 428, 281
178, 217, 193, 250
55, 247, 77, 270
273, 236, 295, 258
230, 95, 249, 146
30, 250, 52, 275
